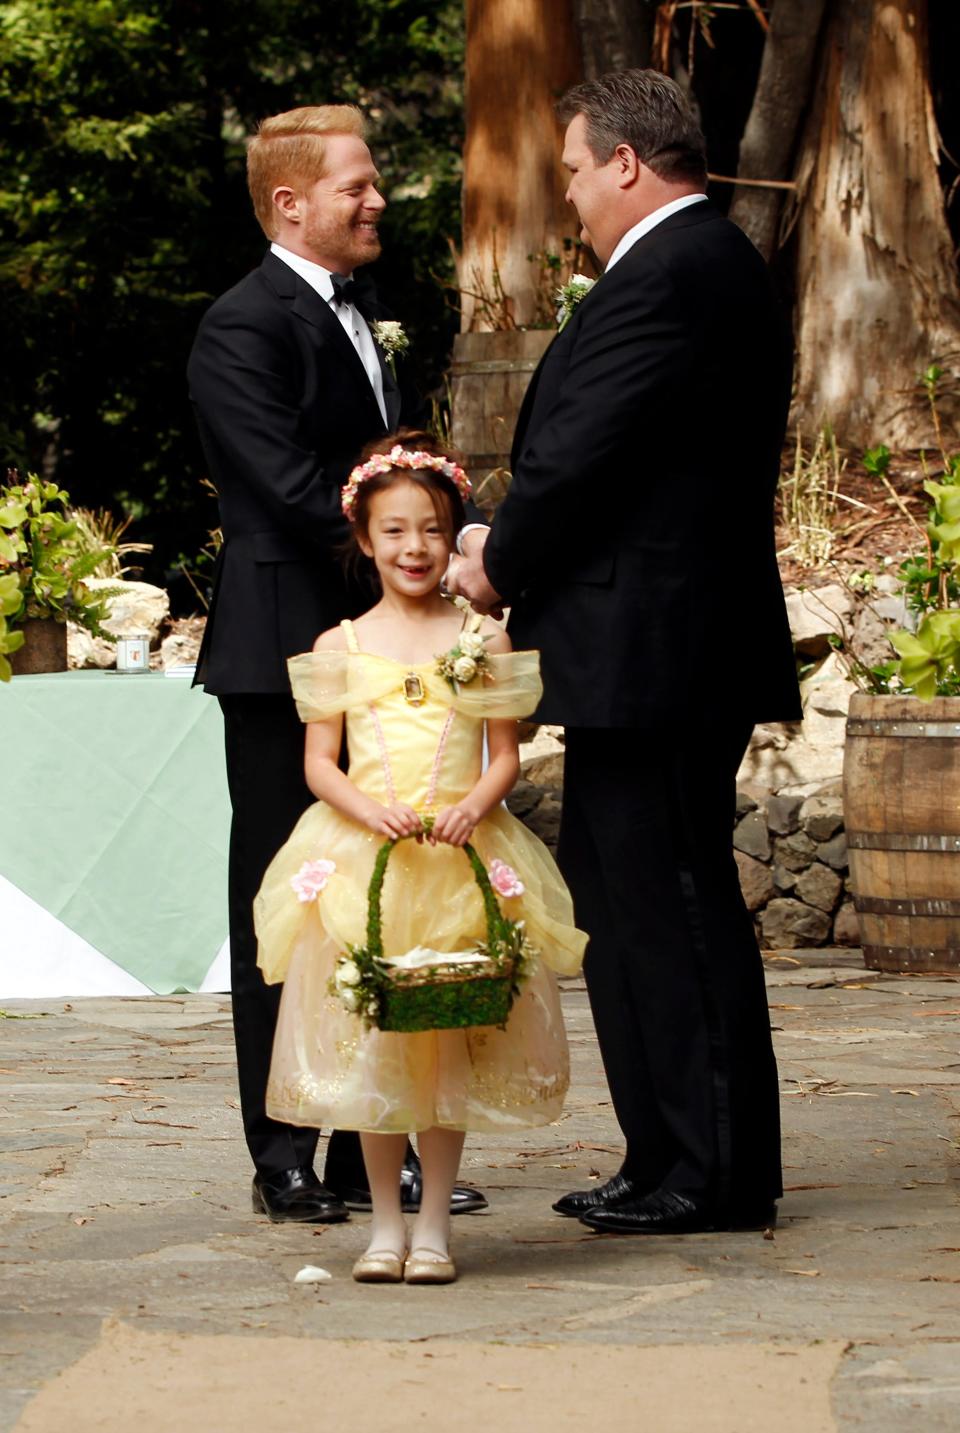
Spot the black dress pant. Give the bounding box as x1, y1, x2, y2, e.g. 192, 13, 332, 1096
557, 724, 782, 1214
219, 694, 363, 1181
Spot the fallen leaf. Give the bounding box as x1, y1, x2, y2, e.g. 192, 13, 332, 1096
131, 1117, 197, 1129
891, 1089, 919, 1096
784, 1183, 842, 1192
106, 1077, 136, 1086
784, 1268, 820, 1277
72, 1216, 92, 1226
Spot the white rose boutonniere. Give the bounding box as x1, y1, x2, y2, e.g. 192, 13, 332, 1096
371, 319, 410, 377
556, 273, 596, 330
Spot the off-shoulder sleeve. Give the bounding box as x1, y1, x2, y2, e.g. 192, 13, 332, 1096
449, 651, 542, 719
287, 651, 399, 723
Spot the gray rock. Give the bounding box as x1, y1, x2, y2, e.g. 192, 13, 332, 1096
735, 851, 775, 913
773, 830, 818, 872
794, 862, 843, 913
784, 583, 854, 657
758, 898, 832, 949
833, 902, 861, 946
800, 793, 844, 842
506, 779, 543, 823
817, 831, 849, 872
772, 864, 799, 894
525, 795, 562, 851
733, 811, 771, 862
735, 788, 759, 818
766, 794, 804, 836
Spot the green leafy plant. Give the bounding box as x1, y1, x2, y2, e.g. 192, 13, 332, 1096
0, 472, 118, 680
838, 370, 960, 700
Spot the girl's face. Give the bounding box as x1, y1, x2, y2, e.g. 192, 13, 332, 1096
358, 477, 453, 598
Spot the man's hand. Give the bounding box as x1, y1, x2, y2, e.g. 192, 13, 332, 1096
446, 550, 504, 617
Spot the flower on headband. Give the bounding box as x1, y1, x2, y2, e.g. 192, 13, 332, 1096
341, 445, 473, 522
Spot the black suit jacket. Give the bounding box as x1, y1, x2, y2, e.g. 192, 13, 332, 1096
483, 201, 801, 728
187, 251, 429, 694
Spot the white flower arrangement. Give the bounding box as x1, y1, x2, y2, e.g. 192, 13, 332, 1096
435, 625, 492, 692
556, 273, 596, 330
370, 319, 410, 375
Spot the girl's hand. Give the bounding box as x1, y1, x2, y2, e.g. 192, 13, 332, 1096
430, 804, 478, 847
365, 802, 423, 840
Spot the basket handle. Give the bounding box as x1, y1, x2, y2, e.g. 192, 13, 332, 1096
364, 825, 507, 964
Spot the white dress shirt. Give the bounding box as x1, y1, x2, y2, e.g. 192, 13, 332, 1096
270, 242, 387, 425
605, 192, 708, 272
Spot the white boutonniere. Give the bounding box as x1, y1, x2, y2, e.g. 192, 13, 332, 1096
370, 319, 410, 377
556, 273, 596, 330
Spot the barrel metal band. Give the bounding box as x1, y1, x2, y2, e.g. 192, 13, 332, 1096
854, 895, 960, 916
846, 719, 960, 738
863, 944, 960, 965
450, 359, 541, 374
847, 831, 960, 851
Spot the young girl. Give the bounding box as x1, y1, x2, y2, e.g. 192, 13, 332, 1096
254, 431, 586, 1284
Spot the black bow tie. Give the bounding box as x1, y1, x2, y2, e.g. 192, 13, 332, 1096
330, 272, 374, 309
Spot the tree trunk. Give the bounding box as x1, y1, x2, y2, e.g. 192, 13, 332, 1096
572, 0, 656, 77
460, 0, 582, 330
728, 0, 829, 260
791, 0, 960, 447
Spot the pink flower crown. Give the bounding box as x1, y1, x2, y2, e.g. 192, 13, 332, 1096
341, 444, 472, 522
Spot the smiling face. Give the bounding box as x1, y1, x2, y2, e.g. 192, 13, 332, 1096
562, 112, 629, 266
274, 132, 385, 273
357, 477, 455, 599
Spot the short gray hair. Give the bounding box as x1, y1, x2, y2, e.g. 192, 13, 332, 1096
558, 70, 706, 185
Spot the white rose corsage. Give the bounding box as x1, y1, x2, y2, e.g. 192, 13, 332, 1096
370, 319, 410, 376
435, 618, 492, 692
556, 273, 596, 330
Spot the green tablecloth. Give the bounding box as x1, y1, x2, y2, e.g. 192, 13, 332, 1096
1, 671, 230, 993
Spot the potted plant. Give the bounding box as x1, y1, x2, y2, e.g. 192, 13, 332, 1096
0, 474, 116, 678
838, 370, 960, 973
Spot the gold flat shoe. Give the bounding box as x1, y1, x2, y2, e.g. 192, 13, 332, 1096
403, 1247, 457, 1285
352, 1248, 405, 1283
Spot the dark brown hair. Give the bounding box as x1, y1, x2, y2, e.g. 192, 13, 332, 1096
344, 429, 468, 574
558, 69, 707, 186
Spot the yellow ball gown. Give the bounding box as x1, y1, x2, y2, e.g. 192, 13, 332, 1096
254, 620, 587, 1135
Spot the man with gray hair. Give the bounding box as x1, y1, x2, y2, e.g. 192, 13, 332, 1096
451, 70, 800, 1234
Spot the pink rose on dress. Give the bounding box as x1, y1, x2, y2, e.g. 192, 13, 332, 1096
489, 859, 524, 898
290, 859, 336, 903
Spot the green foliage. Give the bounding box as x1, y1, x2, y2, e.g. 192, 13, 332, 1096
0, 473, 116, 680
0, 0, 464, 599
850, 373, 960, 699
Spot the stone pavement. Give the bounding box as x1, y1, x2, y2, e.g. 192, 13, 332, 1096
2, 952, 959, 1431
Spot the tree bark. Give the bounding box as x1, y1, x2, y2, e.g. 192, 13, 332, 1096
572, 0, 656, 77
728, 0, 829, 260
791, 0, 960, 447
460, 0, 582, 330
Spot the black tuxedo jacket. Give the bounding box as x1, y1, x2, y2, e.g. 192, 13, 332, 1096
187, 251, 430, 694
483, 201, 801, 729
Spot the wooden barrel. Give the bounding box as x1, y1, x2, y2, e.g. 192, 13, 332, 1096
843, 692, 960, 972
9, 617, 67, 675
449, 330, 554, 511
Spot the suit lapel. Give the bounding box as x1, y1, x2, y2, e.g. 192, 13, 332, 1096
362, 302, 402, 430
261, 253, 387, 425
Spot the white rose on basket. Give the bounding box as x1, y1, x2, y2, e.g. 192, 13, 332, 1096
335, 959, 362, 988
452, 655, 478, 683
339, 987, 361, 1012
458, 632, 485, 659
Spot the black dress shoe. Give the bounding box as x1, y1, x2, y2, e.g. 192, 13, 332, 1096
580, 1188, 778, 1235
326, 1151, 489, 1215
552, 1171, 646, 1218
252, 1165, 350, 1223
